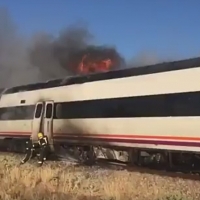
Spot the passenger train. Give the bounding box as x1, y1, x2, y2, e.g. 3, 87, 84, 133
1, 56, 200, 167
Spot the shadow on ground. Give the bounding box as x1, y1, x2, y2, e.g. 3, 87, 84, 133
73, 158, 200, 182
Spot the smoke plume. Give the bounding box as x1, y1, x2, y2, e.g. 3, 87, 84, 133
29, 26, 125, 76
0, 8, 39, 88
0, 7, 177, 89
0, 8, 125, 89
126, 50, 181, 68
28, 24, 94, 77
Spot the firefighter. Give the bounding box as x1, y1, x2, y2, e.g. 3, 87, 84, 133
37, 132, 49, 166
20, 137, 37, 165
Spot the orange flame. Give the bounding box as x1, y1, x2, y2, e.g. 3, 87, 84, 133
78, 54, 113, 74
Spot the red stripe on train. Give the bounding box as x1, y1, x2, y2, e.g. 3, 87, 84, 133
0, 131, 199, 141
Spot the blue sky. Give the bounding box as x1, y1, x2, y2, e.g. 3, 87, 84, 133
0, 0, 200, 61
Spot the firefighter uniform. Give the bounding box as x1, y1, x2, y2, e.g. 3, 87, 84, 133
20, 139, 37, 164
37, 132, 49, 166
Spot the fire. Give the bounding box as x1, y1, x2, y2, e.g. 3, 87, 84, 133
65, 46, 124, 75
77, 54, 113, 74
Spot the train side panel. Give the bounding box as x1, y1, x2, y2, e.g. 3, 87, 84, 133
0, 65, 200, 153
52, 117, 200, 152
0, 120, 31, 138
0, 66, 200, 107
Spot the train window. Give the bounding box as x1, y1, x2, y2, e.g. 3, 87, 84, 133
0, 108, 15, 120
20, 100, 26, 104
170, 92, 200, 116
35, 104, 43, 118
56, 104, 62, 118
46, 104, 53, 118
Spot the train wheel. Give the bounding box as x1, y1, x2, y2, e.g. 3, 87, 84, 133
78, 146, 96, 166
128, 149, 140, 166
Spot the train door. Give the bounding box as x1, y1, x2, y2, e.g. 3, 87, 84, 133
43, 101, 54, 152
31, 102, 44, 142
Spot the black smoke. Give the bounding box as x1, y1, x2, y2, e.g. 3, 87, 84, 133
29, 25, 125, 75
0, 7, 177, 89
28, 24, 94, 77
0, 8, 125, 88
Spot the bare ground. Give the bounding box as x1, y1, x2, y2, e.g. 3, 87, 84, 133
0, 153, 199, 200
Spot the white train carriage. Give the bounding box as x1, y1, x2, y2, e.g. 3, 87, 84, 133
0, 56, 200, 162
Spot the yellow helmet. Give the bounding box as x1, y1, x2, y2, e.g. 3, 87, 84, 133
37, 132, 43, 139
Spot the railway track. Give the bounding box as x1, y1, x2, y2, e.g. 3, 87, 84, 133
92, 158, 200, 181
42, 156, 200, 181
52, 155, 200, 181
0, 146, 200, 182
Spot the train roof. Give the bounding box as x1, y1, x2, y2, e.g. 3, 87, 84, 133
3, 56, 200, 95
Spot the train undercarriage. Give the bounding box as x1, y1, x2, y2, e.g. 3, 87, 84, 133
53, 142, 200, 173
1, 138, 200, 173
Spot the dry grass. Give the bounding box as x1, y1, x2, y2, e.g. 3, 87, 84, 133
0, 154, 199, 200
